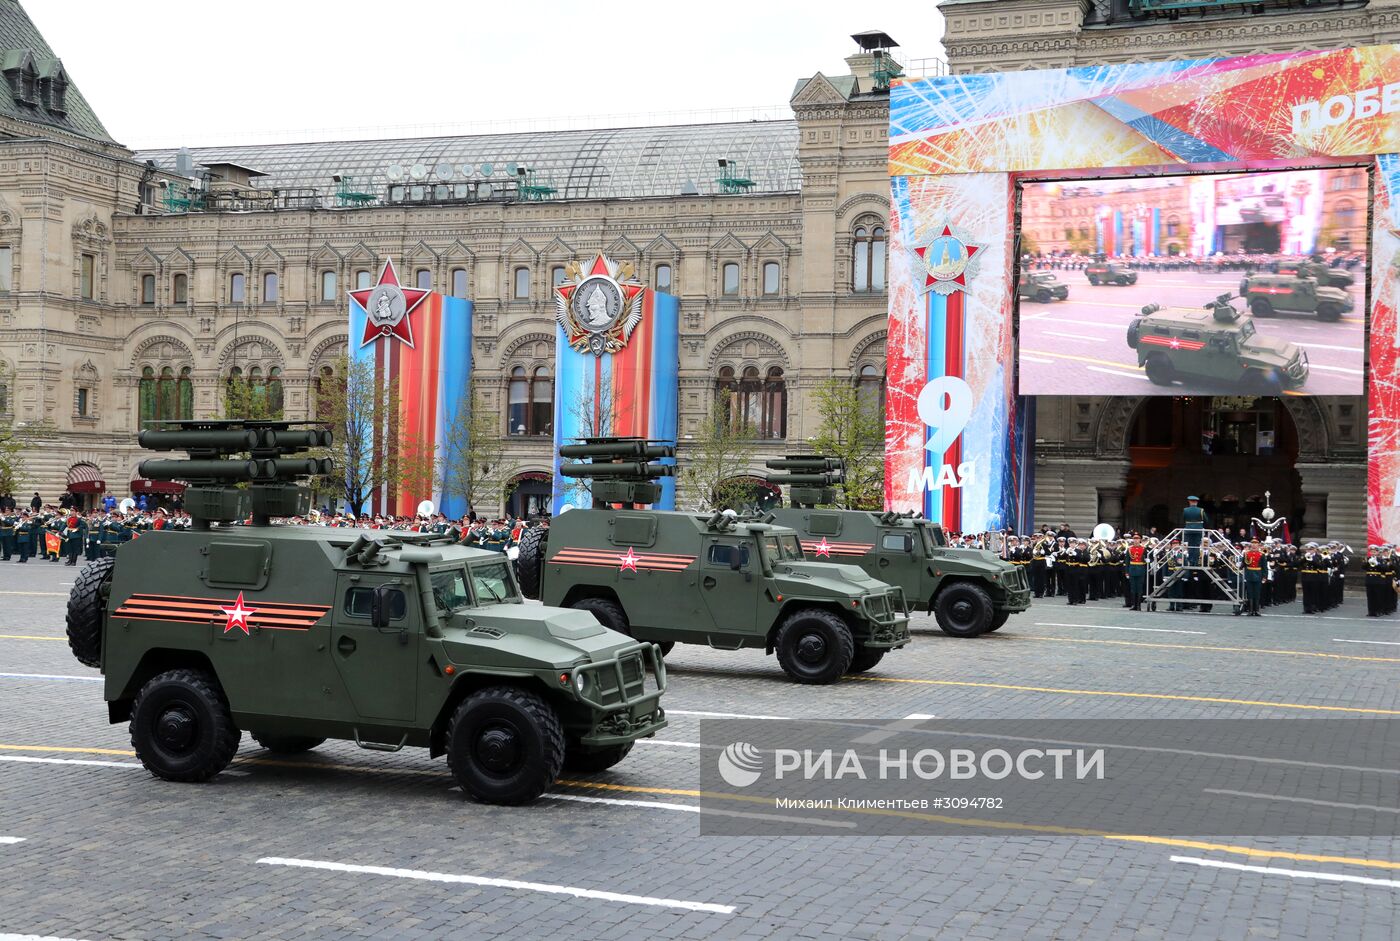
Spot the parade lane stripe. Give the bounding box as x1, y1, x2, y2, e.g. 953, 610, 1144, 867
0, 755, 143, 769
0, 591, 67, 597
1037, 621, 1206, 635
255, 857, 736, 915
1203, 788, 1400, 814
1333, 638, 1400, 647
0, 673, 100, 682
0, 634, 65, 641
0, 837, 25, 844
1020, 635, 1400, 663
544, 793, 856, 828
848, 676, 1400, 714
0, 744, 133, 756
1170, 856, 1400, 888
0, 934, 93, 941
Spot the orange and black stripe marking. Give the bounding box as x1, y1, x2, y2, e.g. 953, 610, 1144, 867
113, 593, 331, 631
800, 540, 873, 558
549, 547, 696, 573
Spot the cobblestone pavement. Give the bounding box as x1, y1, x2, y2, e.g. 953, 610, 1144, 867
1, 560, 1396, 940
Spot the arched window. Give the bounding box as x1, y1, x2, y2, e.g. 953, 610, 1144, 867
716, 365, 785, 439
762, 261, 780, 296
507, 366, 552, 436
320, 270, 337, 301
1335, 200, 1357, 227
172, 273, 188, 304
853, 224, 886, 292
722, 262, 739, 295
415, 268, 431, 291
451, 267, 468, 298
654, 263, 672, 293
513, 267, 530, 300
355, 269, 371, 290
550, 266, 566, 290
1166, 216, 1180, 237
139, 364, 193, 429
140, 273, 155, 305
229, 272, 246, 304
262, 271, 279, 303
857, 364, 885, 416
225, 364, 284, 419
314, 365, 338, 419
762, 367, 787, 439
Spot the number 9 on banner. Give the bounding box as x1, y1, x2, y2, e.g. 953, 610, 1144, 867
917, 376, 974, 455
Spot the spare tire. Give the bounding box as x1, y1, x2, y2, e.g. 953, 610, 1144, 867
66, 555, 115, 668
1126, 319, 1141, 349
514, 525, 548, 600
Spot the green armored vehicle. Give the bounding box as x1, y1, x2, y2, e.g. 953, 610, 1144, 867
1275, 258, 1355, 290
1238, 272, 1353, 322
64, 421, 666, 804
514, 439, 912, 683
1126, 294, 1309, 393
763, 458, 1030, 638
1017, 271, 1070, 303
1085, 261, 1137, 286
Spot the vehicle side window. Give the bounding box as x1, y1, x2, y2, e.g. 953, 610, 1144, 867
882, 533, 913, 552
344, 586, 407, 620
470, 561, 518, 603
706, 543, 751, 569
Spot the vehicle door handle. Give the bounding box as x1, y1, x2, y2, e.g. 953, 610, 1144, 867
702, 576, 716, 589
878, 558, 890, 567
337, 635, 357, 655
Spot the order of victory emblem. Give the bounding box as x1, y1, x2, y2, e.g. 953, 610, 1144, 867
554, 254, 646, 356
912, 223, 983, 296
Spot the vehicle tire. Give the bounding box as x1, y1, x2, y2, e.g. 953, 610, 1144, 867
985, 609, 1012, 633
514, 526, 548, 600
933, 582, 995, 638
1144, 353, 1176, 387
447, 685, 565, 805
250, 732, 324, 754
845, 646, 885, 674
561, 740, 633, 773
1035, 289, 1051, 304
1126, 320, 1141, 350
1316, 303, 1341, 323
130, 668, 241, 783
774, 608, 855, 684
571, 597, 630, 635
657, 641, 675, 657
66, 555, 114, 668
1088, 275, 1100, 286
1250, 298, 1273, 318
1248, 368, 1284, 396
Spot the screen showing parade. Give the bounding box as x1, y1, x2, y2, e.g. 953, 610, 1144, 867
1015, 167, 1368, 397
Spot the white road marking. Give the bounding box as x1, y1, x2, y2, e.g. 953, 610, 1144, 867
1333, 638, 1400, 647
0, 837, 26, 844
853, 712, 939, 745
1170, 855, 1400, 889
635, 738, 707, 749
667, 708, 791, 721
1036, 621, 1207, 635
544, 793, 856, 829
1086, 366, 1150, 381
1232, 612, 1374, 622
0, 591, 67, 597
1203, 788, 1400, 814
1306, 363, 1364, 376
0, 934, 94, 941
0, 756, 141, 770
1045, 331, 1107, 343
1299, 342, 1365, 353
256, 857, 737, 914
0, 673, 101, 682
1021, 355, 1055, 364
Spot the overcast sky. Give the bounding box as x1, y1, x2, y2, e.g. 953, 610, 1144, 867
25, 1, 944, 149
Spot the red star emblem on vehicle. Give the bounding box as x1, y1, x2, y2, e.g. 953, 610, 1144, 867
349, 259, 431, 349
813, 538, 833, 558
219, 591, 257, 635
618, 547, 641, 572
1169, 338, 1182, 349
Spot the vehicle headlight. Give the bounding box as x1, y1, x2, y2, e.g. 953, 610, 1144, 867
574, 672, 587, 693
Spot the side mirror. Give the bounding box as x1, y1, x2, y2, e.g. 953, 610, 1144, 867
371, 585, 392, 628
730, 550, 744, 571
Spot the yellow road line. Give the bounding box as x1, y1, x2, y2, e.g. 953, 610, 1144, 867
851, 676, 1400, 715
1024, 634, 1400, 664
0, 743, 134, 756
0, 634, 65, 642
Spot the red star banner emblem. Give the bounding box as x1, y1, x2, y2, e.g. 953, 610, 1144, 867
618, 547, 640, 572
350, 259, 431, 349
813, 538, 833, 558
219, 591, 257, 635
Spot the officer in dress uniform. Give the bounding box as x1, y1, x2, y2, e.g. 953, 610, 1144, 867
1065, 539, 1087, 606
85, 512, 102, 561
44, 511, 63, 562
1240, 539, 1265, 616
1164, 539, 1186, 612
1385, 546, 1399, 615
61, 512, 85, 566
1365, 545, 1394, 617
1030, 536, 1048, 598
0, 508, 13, 560
1182, 495, 1207, 566
1299, 543, 1327, 614
14, 509, 32, 563
1125, 535, 1148, 611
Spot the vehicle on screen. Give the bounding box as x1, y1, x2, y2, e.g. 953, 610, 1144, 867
1085, 261, 1138, 286
1272, 257, 1356, 289
1238, 271, 1354, 322
65, 420, 667, 804
1017, 271, 1070, 303
1126, 294, 1309, 394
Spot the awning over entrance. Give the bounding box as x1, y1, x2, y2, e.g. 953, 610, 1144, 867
131, 478, 185, 495
66, 463, 105, 494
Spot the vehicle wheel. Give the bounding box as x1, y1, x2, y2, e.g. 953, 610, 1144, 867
1250, 298, 1273, 318
1126, 320, 1141, 350
774, 608, 855, 684
66, 555, 114, 668
1316, 303, 1341, 323
447, 685, 565, 804
1035, 289, 1051, 304
985, 609, 1012, 633
1248, 368, 1284, 396
1144, 354, 1176, 387
1088, 276, 1100, 286
934, 582, 995, 638
514, 526, 548, 600
562, 740, 633, 773
130, 668, 241, 783
845, 646, 885, 674
571, 597, 630, 635
657, 641, 675, 657
250, 732, 324, 754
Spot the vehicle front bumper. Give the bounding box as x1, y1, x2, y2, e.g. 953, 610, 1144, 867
574, 641, 669, 747
999, 566, 1033, 611
860, 587, 913, 649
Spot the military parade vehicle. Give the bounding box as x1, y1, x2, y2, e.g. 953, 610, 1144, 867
1085, 261, 1138, 286
1272, 258, 1355, 290
1017, 271, 1070, 303
1126, 294, 1309, 394
762, 457, 1030, 638
1238, 271, 1354, 322
514, 439, 912, 683
64, 420, 666, 804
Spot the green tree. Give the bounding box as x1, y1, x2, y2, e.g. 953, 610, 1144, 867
440, 381, 516, 517
311, 355, 401, 515
556, 373, 617, 509
809, 377, 884, 509
677, 399, 757, 511
222, 374, 284, 421
0, 364, 43, 496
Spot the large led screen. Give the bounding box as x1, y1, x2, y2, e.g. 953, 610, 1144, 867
1016, 167, 1367, 397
